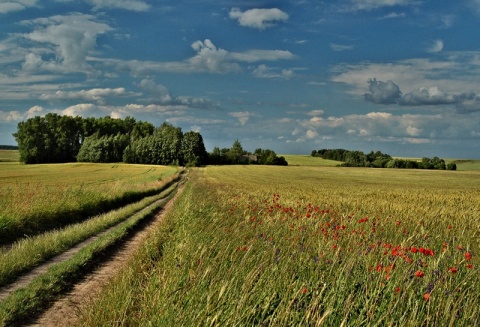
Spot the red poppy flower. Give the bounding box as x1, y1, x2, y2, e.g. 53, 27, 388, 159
414, 270, 425, 278
424, 293, 430, 301
466, 264, 473, 269
448, 267, 458, 273
465, 252, 472, 261
411, 247, 418, 253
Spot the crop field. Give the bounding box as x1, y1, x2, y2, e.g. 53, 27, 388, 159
0, 150, 18, 163
78, 165, 479, 326
0, 162, 179, 244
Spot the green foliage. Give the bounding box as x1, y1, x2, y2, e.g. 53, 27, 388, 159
181, 131, 208, 167
14, 114, 154, 164
313, 148, 451, 170
13, 113, 84, 164
208, 140, 288, 166
77, 133, 129, 163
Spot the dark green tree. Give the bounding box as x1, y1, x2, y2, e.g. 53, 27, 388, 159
181, 131, 208, 166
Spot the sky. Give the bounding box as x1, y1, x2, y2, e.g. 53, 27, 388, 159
1, 0, 480, 158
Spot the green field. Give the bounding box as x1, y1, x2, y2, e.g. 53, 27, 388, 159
77, 165, 479, 326
0, 162, 179, 244
0, 150, 19, 162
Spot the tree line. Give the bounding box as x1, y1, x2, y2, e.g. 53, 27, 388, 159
13, 113, 287, 166
311, 149, 456, 170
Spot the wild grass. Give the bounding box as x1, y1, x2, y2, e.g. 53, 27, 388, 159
77, 165, 480, 326
0, 182, 179, 327
0, 181, 178, 288
0, 163, 179, 244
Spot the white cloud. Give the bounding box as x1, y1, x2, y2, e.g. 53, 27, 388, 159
0, 0, 37, 14
400, 86, 456, 106
0, 110, 23, 121
252, 64, 296, 79
88, 0, 150, 11
100, 39, 294, 76
62, 103, 96, 117
229, 8, 289, 30
331, 54, 480, 97
406, 125, 421, 136
428, 39, 444, 53
229, 111, 256, 125
343, 0, 414, 11
306, 109, 325, 116
379, 12, 406, 19
40, 88, 131, 104
21, 13, 112, 72
330, 44, 354, 52
230, 49, 295, 62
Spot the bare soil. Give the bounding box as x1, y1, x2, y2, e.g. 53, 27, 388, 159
17, 183, 184, 327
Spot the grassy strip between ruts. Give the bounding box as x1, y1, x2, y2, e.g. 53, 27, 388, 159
0, 179, 179, 288
0, 180, 179, 327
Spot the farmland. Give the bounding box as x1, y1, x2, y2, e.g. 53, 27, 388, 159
77, 165, 479, 326
0, 161, 183, 325
0, 161, 179, 244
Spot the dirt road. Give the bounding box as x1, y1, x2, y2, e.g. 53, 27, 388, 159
21, 182, 184, 326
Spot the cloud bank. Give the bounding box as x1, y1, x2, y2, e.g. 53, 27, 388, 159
364, 79, 480, 112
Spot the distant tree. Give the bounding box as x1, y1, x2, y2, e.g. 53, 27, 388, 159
446, 162, 457, 170
13, 113, 83, 164
181, 131, 208, 166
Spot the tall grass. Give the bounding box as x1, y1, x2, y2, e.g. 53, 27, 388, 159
0, 163, 178, 244
77, 166, 479, 326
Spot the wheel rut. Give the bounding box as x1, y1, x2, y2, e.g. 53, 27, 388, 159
0, 179, 185, 326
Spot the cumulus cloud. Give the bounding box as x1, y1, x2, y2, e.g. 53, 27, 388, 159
399, 86, 456, 106
0, 0, 37, 14
21, 13, 112, 72
363, 78, 480, 112
189, 40, 241, 74
364, 79, 402, 104
229, 8, 289, 30
299, 110, 449, 144
88, 0, 150, 11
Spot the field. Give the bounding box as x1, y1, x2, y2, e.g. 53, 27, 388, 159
0, 150, 19, 163
0, 161, 179, 244
77, 165, 480, 326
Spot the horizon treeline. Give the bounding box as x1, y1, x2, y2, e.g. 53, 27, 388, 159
13, 114, 287, 166
311, 149, 456, 170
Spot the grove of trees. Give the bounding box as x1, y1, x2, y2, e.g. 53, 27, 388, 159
208, 139, 288, 166
311, 149, 456, 170
13, 114, 207, 166
13, 114, 287, 167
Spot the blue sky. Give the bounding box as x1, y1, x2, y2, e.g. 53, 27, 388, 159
1, 0, 480, 158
